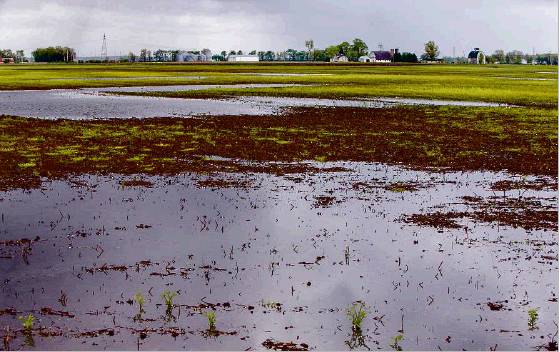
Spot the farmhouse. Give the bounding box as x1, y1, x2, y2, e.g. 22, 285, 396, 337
468, 48, 486, 64
369, 50, 393, 63
358, 55, 371, 63
331, 54, 348, 63
0, 57, 14, 64
227, 54, 259, 62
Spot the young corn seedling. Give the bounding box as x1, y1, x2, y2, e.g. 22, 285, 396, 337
161, 289, 177, 315
390, 334, 404, 351
18, 314, 34, 332
204, 311, 216, 331
528, 308, 539, 330
347, 302, 367, 334
133, 292, 145, 315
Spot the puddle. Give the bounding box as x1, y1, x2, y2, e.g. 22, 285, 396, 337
241, 96, 512, 108
0, 84, 512, 120
96, 83, 305, 93
496, 76, 556, 81
0, 162, 557, 350
231, 73, 334, 77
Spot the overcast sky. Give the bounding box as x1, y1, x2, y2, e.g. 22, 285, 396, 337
0, 0, 557, 57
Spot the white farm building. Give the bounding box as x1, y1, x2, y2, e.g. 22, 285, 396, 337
227, 55, 259, 62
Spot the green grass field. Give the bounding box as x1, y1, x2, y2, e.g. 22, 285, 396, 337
0, 63, 557, 107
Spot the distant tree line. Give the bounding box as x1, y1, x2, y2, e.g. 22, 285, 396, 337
486, 50, 558, 65
26, 41, 555, 65
323, 38, 369, 61
393, 52, 418, 63
32, 47, 76, 62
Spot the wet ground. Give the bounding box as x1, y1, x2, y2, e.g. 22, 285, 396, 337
0, 85, 510, 120
0, 81, 557, 350
0, 162, 557, 350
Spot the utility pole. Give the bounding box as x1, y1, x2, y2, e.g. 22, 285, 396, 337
101, 34, 108, 62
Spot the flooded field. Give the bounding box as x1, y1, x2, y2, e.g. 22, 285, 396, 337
0, 63, 557, 351
0, 85, 509, 120
1, 163, 557, 350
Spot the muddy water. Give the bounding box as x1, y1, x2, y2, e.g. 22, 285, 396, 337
0, 85, 510, 120
0, 163, 557, 350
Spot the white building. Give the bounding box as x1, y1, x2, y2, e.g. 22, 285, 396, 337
359, 55, 371, 63
467, 48, 486, 64
331, 54, 348, 63
176, 51, 210, 62
227, 55, 259, 62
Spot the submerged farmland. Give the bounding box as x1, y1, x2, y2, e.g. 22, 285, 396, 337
0, 63, 557, 351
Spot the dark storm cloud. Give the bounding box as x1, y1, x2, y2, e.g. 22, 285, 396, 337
0, 0, 556, 57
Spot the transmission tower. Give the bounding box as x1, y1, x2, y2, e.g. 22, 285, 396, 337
101, 34, 108, 61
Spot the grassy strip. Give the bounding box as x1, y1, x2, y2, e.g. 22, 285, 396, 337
114, 82, 557, 108
0, 105, 556, 190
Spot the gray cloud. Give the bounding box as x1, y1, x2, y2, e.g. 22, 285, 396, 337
0, 0, 556, 57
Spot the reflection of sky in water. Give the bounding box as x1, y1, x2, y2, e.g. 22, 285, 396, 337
0, 84, 510, 120
0, 162, 557, 350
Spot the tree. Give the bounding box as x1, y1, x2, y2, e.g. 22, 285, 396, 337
201, 48, 212, 60
348, 38, 368, 61
221, 51, 227, 58
310, 49, 327, 62
423, 41, 439, 61
338, 41, 351, 56
249, 50, 257, 55
325, 45, 340, 60
237, 50, 243, 55
128, 52, 136, 62
153, 49, 166, 62
492, 50, 505, 63
139, 48, 148, 62
263, 51, 275, 61
505, 50, 523, 64
285, 49, 297, 61
394, 52, 418, 63
524, 53, 534, 65
535, 53, 558, 65
32, 47, 75, 62
15, 50, 25, 63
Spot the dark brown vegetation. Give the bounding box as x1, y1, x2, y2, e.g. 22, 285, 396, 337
0, 105, 556, 191
403, 194, 558, 232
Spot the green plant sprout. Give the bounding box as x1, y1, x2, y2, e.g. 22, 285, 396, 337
347, 302, 367, 334
390, 334, 404, 351
133, 292, 145, 314
161, 289, 177, 314
18, 314, 34, 332
204, 311, 216, 330
528, 308, 539, 330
